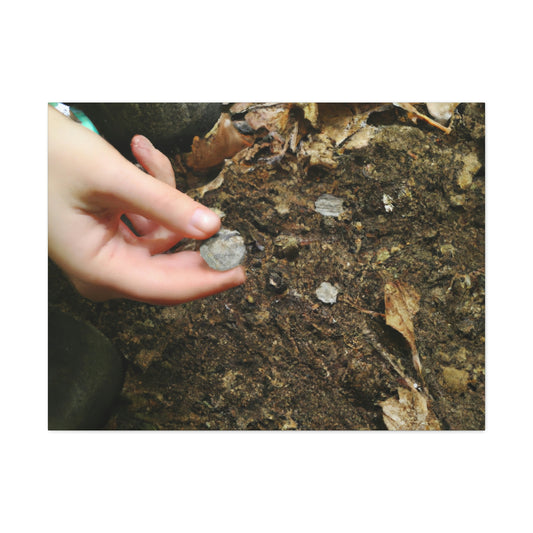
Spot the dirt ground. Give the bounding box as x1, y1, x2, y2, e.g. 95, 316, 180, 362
48, 103, 485, 430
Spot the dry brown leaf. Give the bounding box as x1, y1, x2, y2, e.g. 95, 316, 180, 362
244, 104, 292, 136
343, 125, 378, 150
185, 113, 253, 172
224, 103, 387, 167
297, 133, 338, 169
318, 103, 358, 146
315, 103, 387, 147
384, 281, 422, 376
187, 174, 224, 200
229, 103, 255, 114
379, 387, 441, 430
298, 102, 320, 129
241, 103, 318, 148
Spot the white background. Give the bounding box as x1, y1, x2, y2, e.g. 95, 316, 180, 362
2, 2, 530, 531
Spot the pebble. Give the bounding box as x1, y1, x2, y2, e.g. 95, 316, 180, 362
274, 234, 300, 259
426, 102, 458, 125
441, 366, 469, 393
457, 152, 481, 189
382, 193, 394, 213
376, 248, 391, 263
314, 194, 344, 217
200, 229, 246, 271
316, 282, 339, 304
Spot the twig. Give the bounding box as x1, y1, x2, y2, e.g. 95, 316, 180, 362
362, 326, 429, 397
394, 103, 452, 134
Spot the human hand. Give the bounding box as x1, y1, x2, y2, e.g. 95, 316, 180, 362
48, 106, 246, 305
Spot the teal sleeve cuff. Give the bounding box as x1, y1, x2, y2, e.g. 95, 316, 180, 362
49, 103, 99, 135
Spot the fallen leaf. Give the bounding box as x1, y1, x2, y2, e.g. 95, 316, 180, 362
317, 103, 357, 146
342, 125, 378, 150
229, 103, 255, 114
185, 113, 253, 172
298, 102, 320, 129
384, 281, 422, 376
187, 174, 224, 200
244, 104, 292, 136
379, 387, 441, 430
297, 133, 338, 169
317, 103, 386, 147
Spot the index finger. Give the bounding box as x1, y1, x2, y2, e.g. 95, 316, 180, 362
112, 164, 222, 239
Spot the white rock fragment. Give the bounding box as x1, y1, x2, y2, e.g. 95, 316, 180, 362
426, 103, 459, 125
383, 193, 394, 212
316, 282, 339, 304
457, 152, 481, 189
200, 229, 246, 271
314, 194, 344, 217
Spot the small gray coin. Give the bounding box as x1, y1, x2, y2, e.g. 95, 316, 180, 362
200, 229, 246, 271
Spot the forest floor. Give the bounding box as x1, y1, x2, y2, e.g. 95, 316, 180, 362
49, 103, 485, 430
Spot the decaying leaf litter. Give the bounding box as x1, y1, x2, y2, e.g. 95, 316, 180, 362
49, 103, 485, 430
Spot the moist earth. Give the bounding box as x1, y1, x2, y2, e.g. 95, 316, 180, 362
49, 103, 485, 430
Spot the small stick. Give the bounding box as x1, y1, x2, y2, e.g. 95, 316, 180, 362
394, 102, 452, 134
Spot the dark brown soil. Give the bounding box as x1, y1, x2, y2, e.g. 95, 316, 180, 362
49, 103, 485, 430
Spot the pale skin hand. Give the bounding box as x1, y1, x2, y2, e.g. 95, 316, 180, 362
48, 106, 246, 305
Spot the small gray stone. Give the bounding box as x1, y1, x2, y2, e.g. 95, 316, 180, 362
200, 229, 246, 271
316, 282, 339, 304
314, 194, 344, 217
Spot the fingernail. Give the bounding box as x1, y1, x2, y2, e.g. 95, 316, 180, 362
133, 135, 153, 150
190, 208, 220, 234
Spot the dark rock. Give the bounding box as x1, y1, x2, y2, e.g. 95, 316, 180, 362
48, 308, 124, 430
70, 103, 222, 156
